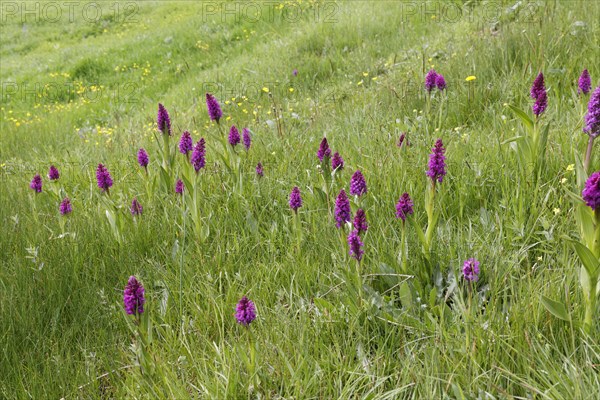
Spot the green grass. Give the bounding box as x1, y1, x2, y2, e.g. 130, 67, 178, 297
2, 0, 600, 398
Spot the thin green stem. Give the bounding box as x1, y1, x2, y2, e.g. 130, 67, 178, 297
584, 136, 595, 173
424, 182, 436, 259
437, 93, 445, 130
465, 283, 474, 355
179, 206, 186, 323
593, 210, 600, 257
401, 223, 407, 273
583, 290, 596, 334
248, 329, 256, 386
356, 258, 362, 309
294, 211, 301, 254
583, 210, 600, 334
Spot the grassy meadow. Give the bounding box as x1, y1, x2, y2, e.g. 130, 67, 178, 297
1, 0, 600, 398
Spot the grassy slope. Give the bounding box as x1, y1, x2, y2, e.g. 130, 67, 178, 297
1, 0, 600, 398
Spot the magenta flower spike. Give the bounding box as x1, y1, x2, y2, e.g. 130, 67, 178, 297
179, 131, 193, 155
435, 74, 446, 90
48, 165, 60, 180
578, 69, 591, 95
242, 128, 251, 150
395, 192, 414, 222
331, 152, 344, 171
582, 171, 600, 211
175, 179, 185, 195
317, 137, 331, 162
124, 275, 145, 316
530, 72, 546, 100
157, 103, 171, 135
130, 198, 143, 216
228, 125, 241, 147
96, 164, 113, 193
137, 148, 149, 171
353, 209, 368, 234
191, 138, 206, 173
349, 170, 367, 196
462, 258, 480, 282
425, 69, 438, 92
59, 197, 72, 215
206, 93, 223, 123
30, 174, 42, 193
348, 229, 364, 261
426, 139, 446, 184
334, 189, 352, 228
533, 90, 548, 116
397, 133, 410, 148
584, 86, 600, 138
235, 296, 256, 326
289, 186, 302, 212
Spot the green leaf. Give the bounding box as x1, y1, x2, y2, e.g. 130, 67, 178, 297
313, 298, 335, 314
428, 287, 437, 309
508, 104, 534, 132
573, 150, 588, 188
312, 187, 327, 203
580, 265, 592, 297
200, 220, 210, 241
575, 203, 596, 249
408, 216, 426, 247
572, 241, 600, 280
181, 175, 193, 196
245, 211, 258, 234
537, 122, 551, 160
213, 146, 231, 173
535, 122, 551, 175
105, 209, 116, 229
564, 188, 584, 203
451, 383, 466, 400
378, 263, 398, 288
541, 296, 570, 321
159, 165, 172, 191
518, 136, 534, 164
171, 239, 179, 261
398, 282, 412, 309
500, 135, 525, 145
105, 210, 122, 243
505, 135, 533, 169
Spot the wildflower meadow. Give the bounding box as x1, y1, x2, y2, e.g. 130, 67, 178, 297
1, 1, 600, 398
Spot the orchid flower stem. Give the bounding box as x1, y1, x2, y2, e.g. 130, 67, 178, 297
356, 259, 363, 309
162, 134, 170, 169
583, 211, 600, 334
339, 227, 348, 265
426, 92, 431, 117
584, 136, 595, 172
294, 211, 301, 254
466, 284, 472, 354
401, 223, 408, 274
437, 94, 444, 130
216, 123, 228, 154
179, 205, 186, 324
248, 329, 256, 383
31, 194, 38, 224
583, 291, 597, 334
323, 173, 331, 221
424, 182, 436, 261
